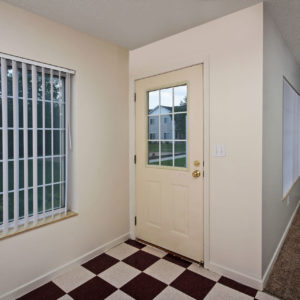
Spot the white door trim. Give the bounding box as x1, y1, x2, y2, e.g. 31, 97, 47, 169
129, 58, 211, 266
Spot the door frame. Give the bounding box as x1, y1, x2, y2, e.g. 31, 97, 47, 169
129, 58, 211, 267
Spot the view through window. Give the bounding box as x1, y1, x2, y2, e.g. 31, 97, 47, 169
147, 85, 187, 168
0, 56, 71, 234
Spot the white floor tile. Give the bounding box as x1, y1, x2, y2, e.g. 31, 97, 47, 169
52, 265, 94, 293
99, 261, 140, 288
204, 283, 253, 300
256, 291, 280, 300
188, 263, 221, 281
106, 243, 139, 260
142, 245, 167, 258
154, 286, 194, 300
106, 290, 135, 299
57, 295, 73, 300
144, 259, 185, 284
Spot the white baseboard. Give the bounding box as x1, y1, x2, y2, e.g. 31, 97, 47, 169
262, 200, 300, 288
1, 232, 130, 300
207, 261, 263, 290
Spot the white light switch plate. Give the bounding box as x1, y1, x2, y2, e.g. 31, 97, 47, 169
213, 144, 226, 157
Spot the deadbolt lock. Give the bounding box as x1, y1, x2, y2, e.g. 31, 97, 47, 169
194, 160, 200, 167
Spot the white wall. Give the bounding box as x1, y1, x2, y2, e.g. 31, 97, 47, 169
0, 2, 129, 297
130, 4, 263, 286
262, 8, 300, 276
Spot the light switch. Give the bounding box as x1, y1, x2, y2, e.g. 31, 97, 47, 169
213, 144, 226, 157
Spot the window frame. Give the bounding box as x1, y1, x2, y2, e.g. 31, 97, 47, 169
0, 53, 74, 235
146, 83, 188, 169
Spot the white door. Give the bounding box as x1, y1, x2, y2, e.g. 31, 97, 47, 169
135, 65, 204, 261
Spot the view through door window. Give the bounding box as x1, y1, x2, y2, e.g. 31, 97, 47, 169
147, 84, 187, 167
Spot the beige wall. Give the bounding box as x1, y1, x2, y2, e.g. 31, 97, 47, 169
130, 4, 263, 285
0, 2, 129, 297
262, 8, 300, 275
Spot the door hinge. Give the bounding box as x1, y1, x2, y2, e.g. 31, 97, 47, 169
134, 93, 136, 102
203, 171, 204, 177
134, 155, 136, 164
135, 216, 137, 226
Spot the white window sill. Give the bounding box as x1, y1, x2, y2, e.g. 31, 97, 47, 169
0, 211, 78, 241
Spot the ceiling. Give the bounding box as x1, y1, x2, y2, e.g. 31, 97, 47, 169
3, 0, 300, 64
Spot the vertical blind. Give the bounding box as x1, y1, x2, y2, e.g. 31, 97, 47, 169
283, 78, 300, 198
0, 53, 73, 235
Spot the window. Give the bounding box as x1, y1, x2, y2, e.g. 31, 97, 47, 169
147, 85, 187, 167
0, 54, 73, 235
283, 78, 300, 198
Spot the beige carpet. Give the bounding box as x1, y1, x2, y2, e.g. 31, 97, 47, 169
264, 206, 300, 300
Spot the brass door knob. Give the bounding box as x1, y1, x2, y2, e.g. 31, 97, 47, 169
192, 170, 201, 178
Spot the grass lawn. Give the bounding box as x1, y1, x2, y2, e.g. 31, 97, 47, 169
149, 157, 186, 167
148, 142, 186, 152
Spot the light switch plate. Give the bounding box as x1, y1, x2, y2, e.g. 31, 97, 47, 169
213, 144, 226, 157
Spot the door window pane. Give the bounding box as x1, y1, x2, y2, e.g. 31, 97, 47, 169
148, 90, 159, 115
148, 141, 159, 165
160, 88, 172, 112
174, 85, 187, 112
160, 115, 172, 140
175, 142, 186, 167
174, 113, 187, 140
161, 141, 173, 166
148, 116, 158, 139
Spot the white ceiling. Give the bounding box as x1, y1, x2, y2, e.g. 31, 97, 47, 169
3, 0, 300, 64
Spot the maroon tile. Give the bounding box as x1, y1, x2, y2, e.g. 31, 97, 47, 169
170, 270, 215, 299
121, 272, 167, 300
123, 250, 160, 271
125, 239, 146, 249
69, 276, 116, 300
17, 282, 65, 300
82, 253, 119, 275
163, 253, 192, 268
218, 276, 257, 297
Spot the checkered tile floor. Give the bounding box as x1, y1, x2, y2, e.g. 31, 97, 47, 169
18, 240, 279, 300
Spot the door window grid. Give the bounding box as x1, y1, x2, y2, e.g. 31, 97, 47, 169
147, 85, 187, 167
0, 58, 71, 233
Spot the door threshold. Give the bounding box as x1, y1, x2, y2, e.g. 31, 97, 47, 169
136, 238, 204, 266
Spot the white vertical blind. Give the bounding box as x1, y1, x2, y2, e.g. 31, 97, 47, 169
58, 72, 62, 211
50, 69, 54, 218
65, 73, 71, 214
32, 65, 38, 225
1, 58, 9, 234
22, 63, 29, 227
0, 54, 73, 235
12, 61, 19, 230
42, 68, 46, 218
283, 78, 300, 198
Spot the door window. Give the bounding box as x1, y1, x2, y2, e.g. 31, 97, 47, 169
147, 84, 187, 168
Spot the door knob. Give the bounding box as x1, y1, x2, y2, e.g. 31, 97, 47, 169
192, 170, 201, 178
